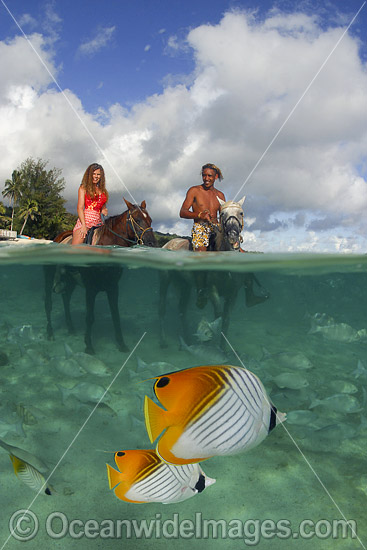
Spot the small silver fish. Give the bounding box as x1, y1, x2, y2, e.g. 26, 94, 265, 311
308, 312, 335, 326
7, 324, 44, 343
74, 353, 111, 377
0, 419, 25, 439
179, 337, 228, 364
329, 380, 358, 395
194, 317, 222, 342
309, 323, 360, 343
273, 372, 309, 390
65, 344, 111, 377
310, 394, 361, 414
286, 410, 318, 426
53, 357, 86, 378
0, 439, 48, 472
315, 423, 358, 441
136, 357, 176, 373
261, 348, 313, 370
353, 359, 367, 379
57, 382, 109, 405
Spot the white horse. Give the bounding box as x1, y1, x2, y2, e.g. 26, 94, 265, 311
163, 196, 246, 251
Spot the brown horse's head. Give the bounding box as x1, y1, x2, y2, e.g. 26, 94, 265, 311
124, 199, 157, 247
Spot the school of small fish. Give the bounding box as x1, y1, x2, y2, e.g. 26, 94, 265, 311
1, 311, 366, 505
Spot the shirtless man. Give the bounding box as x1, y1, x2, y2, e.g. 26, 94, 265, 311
179, 163, 269, 309
180, 163, 225, 251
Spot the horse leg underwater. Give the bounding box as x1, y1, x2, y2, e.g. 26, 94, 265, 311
44, 265, 57, 340
158, 271, 192, 348
207, 271, 270, 349
44, 264, 78, 339
80, 266, 127, 355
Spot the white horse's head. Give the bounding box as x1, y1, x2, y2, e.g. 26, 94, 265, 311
217, 196, 246, 251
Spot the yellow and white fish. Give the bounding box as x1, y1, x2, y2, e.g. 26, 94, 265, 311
106, 449, 215, 504
144, 365, 286, 465
10, 455, 52, 495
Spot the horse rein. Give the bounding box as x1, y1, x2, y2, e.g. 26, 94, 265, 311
100, 209, 153, 245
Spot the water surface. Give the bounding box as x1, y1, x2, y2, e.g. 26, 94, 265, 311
0, 242, 366, 549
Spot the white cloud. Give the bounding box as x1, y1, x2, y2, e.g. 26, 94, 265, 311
78, 26, 116, 56
0, 10, 366, 252
18, 13, 37, 29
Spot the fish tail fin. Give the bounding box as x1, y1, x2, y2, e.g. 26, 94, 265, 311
144, 396, 168, 443
309, 398, 321, 409
106, 463, 123, 490
136, 356, 148, 372
56, 384, 70, 405
179, 336, 188, 350
276, 411, 287, 424
308, 322, 319, 334
64, 343, 73, 358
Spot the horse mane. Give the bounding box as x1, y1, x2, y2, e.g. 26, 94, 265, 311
104, 210, 128, 224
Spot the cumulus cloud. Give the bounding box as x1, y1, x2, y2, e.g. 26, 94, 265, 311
0, 9, 366, 252
78, 26, 116, 56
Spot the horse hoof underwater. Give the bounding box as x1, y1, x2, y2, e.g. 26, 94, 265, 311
44, 199, 157, 355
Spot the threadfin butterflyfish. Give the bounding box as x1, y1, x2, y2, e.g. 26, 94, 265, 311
144, 365, 286, 465
10, 454, 52, 495
106, 449, 215, 504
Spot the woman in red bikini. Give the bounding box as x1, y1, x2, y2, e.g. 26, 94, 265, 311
72, 163, 109, 244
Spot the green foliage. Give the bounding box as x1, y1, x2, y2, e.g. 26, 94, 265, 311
3, 158, 72, 239
0, 201, 11, 228
17, 198, 40, 235
2, 169, 23, 231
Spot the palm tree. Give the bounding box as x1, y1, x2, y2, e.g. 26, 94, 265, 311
2, 170, 23, 231
18, 199, 40, 236
0, 201, 10, 228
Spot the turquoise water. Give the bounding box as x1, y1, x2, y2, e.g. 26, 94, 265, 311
0, 242, 366, 549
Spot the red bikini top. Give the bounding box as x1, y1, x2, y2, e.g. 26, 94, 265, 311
85, 192, 107, 211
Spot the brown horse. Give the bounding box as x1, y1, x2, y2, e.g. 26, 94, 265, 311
45, 199, 157, 354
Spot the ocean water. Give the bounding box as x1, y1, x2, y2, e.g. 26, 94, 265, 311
0, 241, 366, 549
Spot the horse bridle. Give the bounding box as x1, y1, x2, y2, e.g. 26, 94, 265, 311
219, 207, 244, 243
100, 209, 153, 245
127, 210, 153, 245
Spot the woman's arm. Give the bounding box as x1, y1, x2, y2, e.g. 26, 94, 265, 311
76, 186, 88, 236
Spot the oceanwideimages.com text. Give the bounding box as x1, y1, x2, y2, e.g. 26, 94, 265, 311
8, 510, 357, 546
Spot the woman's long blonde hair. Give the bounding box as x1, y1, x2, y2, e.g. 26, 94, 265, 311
81, 163, 109, 200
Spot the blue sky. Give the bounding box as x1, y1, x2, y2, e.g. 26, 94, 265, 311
0, 0, 366, 251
